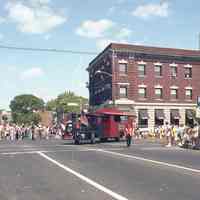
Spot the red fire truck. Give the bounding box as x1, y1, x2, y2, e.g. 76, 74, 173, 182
72, 107, 135, 144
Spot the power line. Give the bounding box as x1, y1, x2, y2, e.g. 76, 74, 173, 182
0, 44, 98, 55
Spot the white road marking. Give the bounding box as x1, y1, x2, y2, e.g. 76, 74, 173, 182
95, 149, 200, 174
0, 148, 122, 155
1, 151, 38, 155
0, 144, 75, 149
0, 149, 92, 155
38, 151, 129, 200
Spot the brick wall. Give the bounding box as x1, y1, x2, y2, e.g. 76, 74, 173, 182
88, 43, 200, 107
112, 57, 200, 104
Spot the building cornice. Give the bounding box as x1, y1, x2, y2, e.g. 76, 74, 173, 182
133, 102, 196, 107
112, 49, 200, 63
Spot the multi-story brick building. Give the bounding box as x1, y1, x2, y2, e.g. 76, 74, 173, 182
87, 43, 200, 129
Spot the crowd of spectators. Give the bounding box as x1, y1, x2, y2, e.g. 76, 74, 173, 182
0, 123, 65, 141
135, 122, 200, 148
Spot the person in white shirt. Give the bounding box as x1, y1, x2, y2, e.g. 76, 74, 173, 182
164, 122, 172, 147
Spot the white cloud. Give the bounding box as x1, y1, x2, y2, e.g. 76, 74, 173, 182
116, 28, 132, 39
76, 19, 115, 38
20, 67, 44, 79
5, 1, 66, 34
132, 2, 169, 18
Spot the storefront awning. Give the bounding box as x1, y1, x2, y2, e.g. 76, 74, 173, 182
139, 110, 149, 120
171, 109, 181, 119
186, 110, 194, 120
155, 109, 165, 120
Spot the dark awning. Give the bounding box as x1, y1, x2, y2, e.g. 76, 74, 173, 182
171, 109, 180, 119
186, 110, 194, 120
155, 109, 165, 120
139, 110, 149, 120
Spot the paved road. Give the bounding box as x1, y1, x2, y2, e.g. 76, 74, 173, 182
0, 139, 199, 200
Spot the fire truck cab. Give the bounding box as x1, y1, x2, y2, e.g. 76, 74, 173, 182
73, 108, 135, 144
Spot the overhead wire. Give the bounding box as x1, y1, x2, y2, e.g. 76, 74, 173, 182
0, 44, 98, 55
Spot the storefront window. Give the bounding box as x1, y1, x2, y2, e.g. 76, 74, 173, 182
170, 109, 180, 125
185, 109, 194, 126
138, 109, 148, 128
155, 109, 165, 126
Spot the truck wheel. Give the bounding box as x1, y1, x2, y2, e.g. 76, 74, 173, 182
115, 137, 120, 142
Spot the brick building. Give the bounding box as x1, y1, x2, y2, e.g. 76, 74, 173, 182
87, 43, 200, 129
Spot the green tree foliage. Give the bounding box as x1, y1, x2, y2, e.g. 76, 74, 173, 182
46, 91, 88, 113
10, 94, 44, 125
46, 99, 57, 111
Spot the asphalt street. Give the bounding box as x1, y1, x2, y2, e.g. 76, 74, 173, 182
0, 139, 200, 200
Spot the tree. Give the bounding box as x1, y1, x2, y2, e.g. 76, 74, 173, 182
10, 94, 44, 125
46, 91, 88, 113
46, 99, 57, 111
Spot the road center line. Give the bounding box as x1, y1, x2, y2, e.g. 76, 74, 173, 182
95, 149, 200, 174
38, 151, 129, 200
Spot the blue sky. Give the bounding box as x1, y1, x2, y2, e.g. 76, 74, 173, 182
0, 0, 200, 109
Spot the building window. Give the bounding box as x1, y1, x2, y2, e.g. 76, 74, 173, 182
138, 65, 146, 77
170, 109, 180, 126
185, 109, 194, 126
170, 89, 178, 99
119, 86, 128, 98
155, 88, 162, 99
138, 109, 149, 128
171, 66, 177, 77
155, 65, 162, 77
185, 89, 192, 100
155, 109, 165, 127
138, 88, 147, 98
185, 67, 192, 78
119, 63, 128, 75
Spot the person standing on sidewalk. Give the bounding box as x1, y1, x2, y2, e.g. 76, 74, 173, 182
164, 122, 172, 147
125, 120, 134, 147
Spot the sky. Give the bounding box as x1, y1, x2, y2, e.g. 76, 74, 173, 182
0, 0, 200, 110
